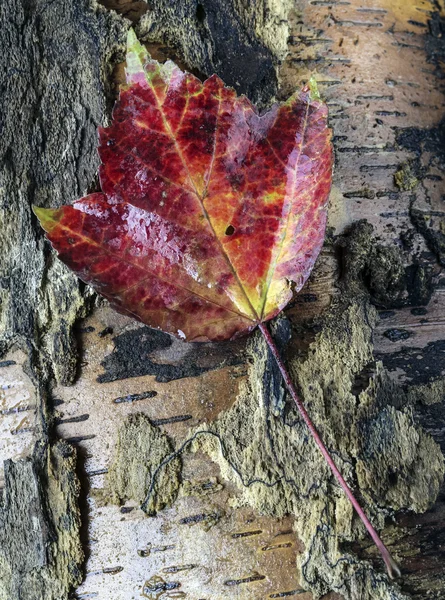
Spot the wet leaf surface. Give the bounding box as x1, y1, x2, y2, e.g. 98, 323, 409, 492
35, 30, 332, 341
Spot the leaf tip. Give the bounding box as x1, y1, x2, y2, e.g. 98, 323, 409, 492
125, 28, 150, 85
32, 205, 58, 233
126, 27, 138, 50
308, 76, 321, 101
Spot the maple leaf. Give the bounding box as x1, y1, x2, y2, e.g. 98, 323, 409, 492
34, 29, 332, 342
34, 30, 400, 578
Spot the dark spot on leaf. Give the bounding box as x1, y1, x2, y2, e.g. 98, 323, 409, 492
225, 225, 235, 236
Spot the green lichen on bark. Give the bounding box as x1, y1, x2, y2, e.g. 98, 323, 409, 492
102, 225, 444, 599
192, 300, 442, 599
394, 161, 420, 191
106, 413, 181, 516
177, 223, 444, 600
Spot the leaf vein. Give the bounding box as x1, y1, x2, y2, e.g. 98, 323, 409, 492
62, 223, 254, 322
146, 78, 259, 321
259, 97, 312, 319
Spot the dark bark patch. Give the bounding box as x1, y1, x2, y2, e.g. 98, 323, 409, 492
98, 326, 245, 383
137, 0, 281, 108
411, 208, 445, 268
339, 220, 434, 309
377, 340, 445, 384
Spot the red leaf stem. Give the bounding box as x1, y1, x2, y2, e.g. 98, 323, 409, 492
258, 322, 401, 579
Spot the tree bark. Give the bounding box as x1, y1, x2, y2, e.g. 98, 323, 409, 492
1, 1, 444, 599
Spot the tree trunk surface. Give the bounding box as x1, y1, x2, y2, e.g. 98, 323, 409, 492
1, 1, 445, 599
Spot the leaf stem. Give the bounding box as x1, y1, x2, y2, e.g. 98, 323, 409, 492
258, 321, 401, 580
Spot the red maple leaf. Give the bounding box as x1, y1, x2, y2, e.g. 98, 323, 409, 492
34, 31, 331, 342
34, 30, 399, 578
